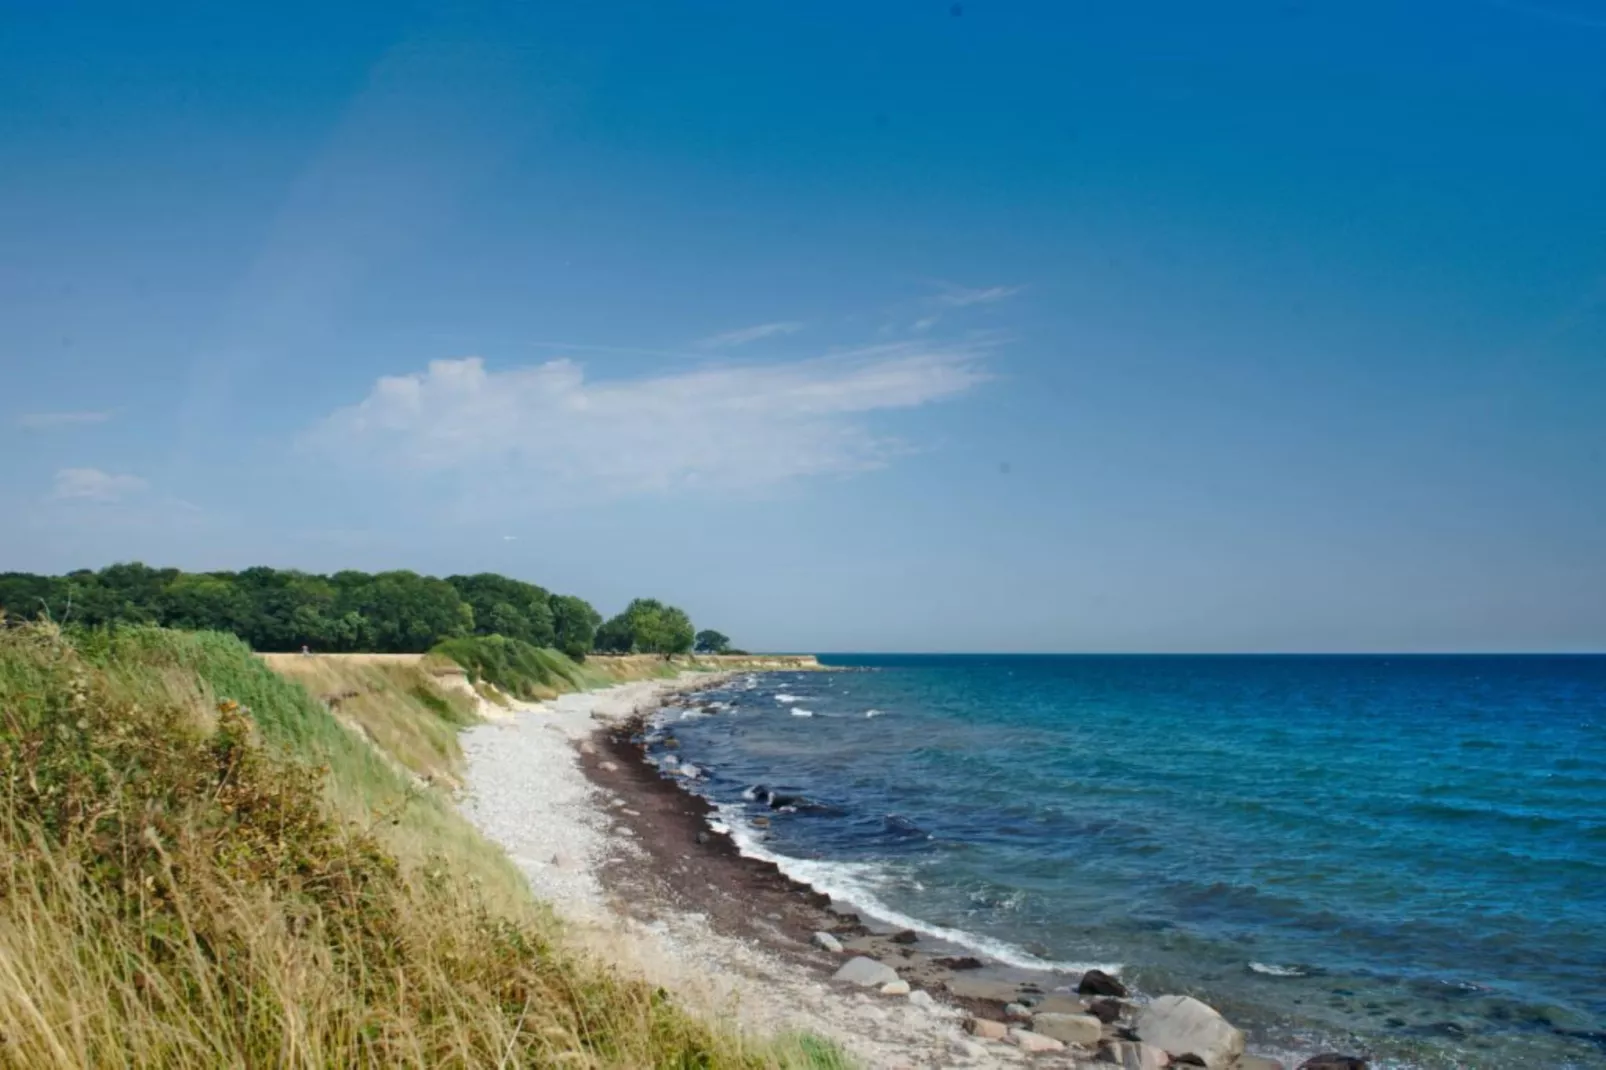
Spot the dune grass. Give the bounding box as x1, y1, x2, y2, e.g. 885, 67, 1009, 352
0, 624, 848, 1069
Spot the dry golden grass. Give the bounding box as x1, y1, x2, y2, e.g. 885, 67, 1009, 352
0, 625, 848, 1070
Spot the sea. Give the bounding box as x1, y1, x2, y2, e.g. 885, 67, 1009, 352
644, 655, 1606, 1069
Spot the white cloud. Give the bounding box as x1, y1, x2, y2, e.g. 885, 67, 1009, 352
935, 284, 1021, 308
18, 411, 111, 429
52, 468, 148, 502
696, 321, 804, 349
307, 343, 989, 495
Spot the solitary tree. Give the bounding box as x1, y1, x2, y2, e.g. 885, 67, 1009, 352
694, 629, 731, 654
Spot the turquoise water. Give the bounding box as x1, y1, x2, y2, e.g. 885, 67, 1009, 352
652, 655, 1606, 1068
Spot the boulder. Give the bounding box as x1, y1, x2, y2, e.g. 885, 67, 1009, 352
1135, 995, 1245, 1070
1087, 998, 1124, 1024
966, 1018, 1009, 1040
1004, 1002, 1034, 1022
1079, 969, 1129, 997
812, 931, 844, 953
1030, 1012, 1104, 1047
832, 957, 900, 988
880, 980, 912, 996
950, 1037, 991, 1059
1096, 1040, 1168, 1070
908, 989, 936, 1008
1008, 1027, 1066, 1053
891, 928, 919, 944
1172, 1056, 1207, 1067
1297, 1057, 1366, 1070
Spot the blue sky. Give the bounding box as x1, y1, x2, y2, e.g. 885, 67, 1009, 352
3, 0, 1604, 652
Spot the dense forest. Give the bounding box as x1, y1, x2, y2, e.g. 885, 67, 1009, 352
0, 564, 734, 657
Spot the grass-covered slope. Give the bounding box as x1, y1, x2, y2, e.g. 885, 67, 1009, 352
0, 625, 840, 1069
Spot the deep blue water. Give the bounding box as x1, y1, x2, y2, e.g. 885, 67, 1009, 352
648, 655, 1606, 1068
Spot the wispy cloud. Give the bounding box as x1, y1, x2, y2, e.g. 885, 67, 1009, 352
306, 342, 991, 496
696, 321, 804, 349
18, 411, 112, 429
934, 283, 1021, 308
52, 468, 148, 502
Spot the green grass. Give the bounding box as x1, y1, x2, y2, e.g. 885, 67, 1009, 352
430, 635, 608, 700
0, 624, 854, 1069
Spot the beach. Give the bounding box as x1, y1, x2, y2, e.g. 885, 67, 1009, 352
455, 670, 1285, 1069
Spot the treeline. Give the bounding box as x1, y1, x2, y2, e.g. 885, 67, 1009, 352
0, 564, 737, 658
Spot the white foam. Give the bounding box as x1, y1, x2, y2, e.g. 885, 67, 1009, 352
774, 693, 801, 704
792, 709, 814, 717
707, 803, 1120, 976
1248, 962, 1308, 977
865, 709, 883, 718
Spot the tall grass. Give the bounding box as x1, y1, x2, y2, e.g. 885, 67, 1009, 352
0, 625, 846, 1069
430, 635, 607, 701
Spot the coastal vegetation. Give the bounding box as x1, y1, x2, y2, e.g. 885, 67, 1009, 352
0, 622, 843, 1068
0, 564, 722, 661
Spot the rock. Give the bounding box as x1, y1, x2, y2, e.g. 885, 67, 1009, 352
1238, 1057, 1285, 1070
1030, 1012, 1103, 1047
1135, 995, 1245, 1070
1096, 1040, 1168, 1070
1297, 1057, 1366, 1070
1078, 969, 1129, 998
695, 831, 711, 845
935, 955, 986, 970
599, 760, 619, 772
812, 931, 844, 953
1172, 1056, 1207, 1067
832, 957, 901, 988
1087, 998, 1124, 1024
908, 989, 935, 1008
751, 816, 771, 828
966, 1017, 1009, 1040
1004, 1003, 1034, 1021
881, 980, 912, 996
950, 1037, 991, 1059
579, 741, 597, 755
891, 928, 919, 944
1007, 1027, 1066, 1053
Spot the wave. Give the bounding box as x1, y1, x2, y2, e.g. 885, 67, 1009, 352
1248, 961, 1310, 977
792, 709, 814, 717
707, 802, 1120, 976
865, 709, 883, 718
774, 694, 801, 704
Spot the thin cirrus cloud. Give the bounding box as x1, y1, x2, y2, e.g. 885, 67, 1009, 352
17, 410, 112, 429
934, 283, 1021, 308
52, 467, 148, 502
307, 342, 990, 495
695, 321, 804, 348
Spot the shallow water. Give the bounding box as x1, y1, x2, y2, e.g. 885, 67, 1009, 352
649, 655, 1606, 1068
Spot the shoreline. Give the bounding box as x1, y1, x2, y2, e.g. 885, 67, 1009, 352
457, 670, 1293, 1068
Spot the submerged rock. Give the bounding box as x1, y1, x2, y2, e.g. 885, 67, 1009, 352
908, 989, 935, 1008
1004, 1002, 1034, 1022
1237, 1056, 1286, 1070
1297, 1057, 1367, 1070
1078, 968, 1129, 997
832, 957, 900, 988
1030, 1012, 1103, 1047
891, 928, 919, 944
1135, 995, 1245, 1070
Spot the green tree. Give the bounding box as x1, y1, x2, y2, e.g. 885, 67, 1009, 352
446, 573, 556, 647
336, 571, 473, 653
549, 594, 601, 660
694, 629, 731, 655
597, 598, 694, 657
